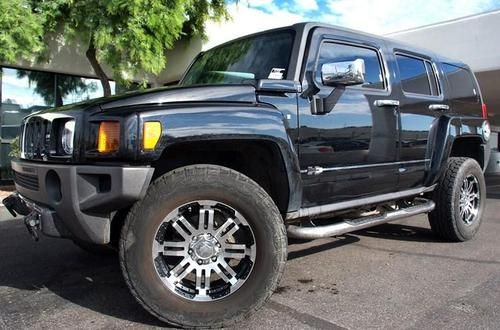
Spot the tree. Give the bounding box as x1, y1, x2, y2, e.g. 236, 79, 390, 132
0, 0, 44, 64
36, 0, 231, 96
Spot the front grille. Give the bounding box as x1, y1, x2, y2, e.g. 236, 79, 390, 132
21, 117, 51, 160
13, 171, 39, 191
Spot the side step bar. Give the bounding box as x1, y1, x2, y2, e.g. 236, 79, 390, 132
287, 198, 435, 240
286, 185, 435, 220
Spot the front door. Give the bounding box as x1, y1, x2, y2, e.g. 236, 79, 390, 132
298, 31, 399, 207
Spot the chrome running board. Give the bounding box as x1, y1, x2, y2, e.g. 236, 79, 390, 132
287, 198, 435, 240
286, 185, 436, 220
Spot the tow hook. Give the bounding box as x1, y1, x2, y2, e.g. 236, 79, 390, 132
24, 211, 41, 241
2, 193, 41, 241
2, 193, 31, 217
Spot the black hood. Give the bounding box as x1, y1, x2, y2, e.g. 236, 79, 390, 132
100, 84, 257, 110
35, 84, 258, 114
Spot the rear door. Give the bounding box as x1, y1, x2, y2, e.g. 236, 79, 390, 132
392, 51, 447, 189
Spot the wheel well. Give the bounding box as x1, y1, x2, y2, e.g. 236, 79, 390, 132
151, 140, 290, 213
449, 136, 484, 169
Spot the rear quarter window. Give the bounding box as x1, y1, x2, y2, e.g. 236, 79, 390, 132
442, 64, 479, 104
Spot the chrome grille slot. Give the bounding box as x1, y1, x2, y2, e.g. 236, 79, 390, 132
22, 117, 52, 160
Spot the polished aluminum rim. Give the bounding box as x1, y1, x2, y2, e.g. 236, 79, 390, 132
152, 200, 256, 302
459, 174, 480, 225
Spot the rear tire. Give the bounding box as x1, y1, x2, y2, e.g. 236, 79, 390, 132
119, 165, 287, 328
429, 157, 486, 241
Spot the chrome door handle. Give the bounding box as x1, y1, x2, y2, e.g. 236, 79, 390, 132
374, 99, 400, 107
429, 104, 449, 111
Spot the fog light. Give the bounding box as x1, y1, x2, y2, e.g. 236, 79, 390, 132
61, 120, 75, 155
98, 121, 120, 153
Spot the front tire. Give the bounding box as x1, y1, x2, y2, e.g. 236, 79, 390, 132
429, 157, 486, 241
119, 165, 287, 328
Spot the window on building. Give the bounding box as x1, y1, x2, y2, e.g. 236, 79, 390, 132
1, 67, 117, 110
0, 66, 121, 179
317, 42, 385, 90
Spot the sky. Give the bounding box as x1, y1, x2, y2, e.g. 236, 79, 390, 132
204, 0, 500, 49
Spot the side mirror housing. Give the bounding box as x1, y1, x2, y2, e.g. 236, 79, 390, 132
321, 58, 366, 87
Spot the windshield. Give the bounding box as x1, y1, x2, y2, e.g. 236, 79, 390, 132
181, 30, 294, 86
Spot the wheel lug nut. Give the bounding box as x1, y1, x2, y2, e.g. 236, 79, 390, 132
216, 243, 221, 248
197, 260, 203, 265
211, 256, 217, 262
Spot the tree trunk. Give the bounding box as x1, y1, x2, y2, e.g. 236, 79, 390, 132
55, 87, 63, 107
85, 39, 112, 97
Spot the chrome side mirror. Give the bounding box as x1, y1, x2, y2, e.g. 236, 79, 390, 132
321, 58, 366, 87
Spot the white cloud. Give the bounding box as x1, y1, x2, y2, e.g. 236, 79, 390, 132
1, 70, 32, 89
204, 3, 307, 50
246, 0, 275, 6
323, 0, 497, 34
202, 0, 497, 50
294, 0, 319, 11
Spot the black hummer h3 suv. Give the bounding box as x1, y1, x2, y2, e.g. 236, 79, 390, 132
4, 23, 492, 328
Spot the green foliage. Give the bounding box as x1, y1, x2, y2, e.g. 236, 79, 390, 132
0, 0, 44, 64
1, 1, 231, 92
35, 0, 231, 84
9, 136, 20, 158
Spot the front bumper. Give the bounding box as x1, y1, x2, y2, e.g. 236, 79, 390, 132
9, 159, 154, 244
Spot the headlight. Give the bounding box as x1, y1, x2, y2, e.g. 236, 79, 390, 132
61, 120, 75, 154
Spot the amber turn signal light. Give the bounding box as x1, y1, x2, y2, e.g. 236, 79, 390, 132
97, 121, 120, 153
143, 121, 161, 150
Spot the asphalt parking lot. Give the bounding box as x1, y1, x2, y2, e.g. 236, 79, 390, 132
0, 194, 499, 329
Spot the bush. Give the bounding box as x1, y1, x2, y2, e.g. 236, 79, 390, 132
9, 136, 20, 158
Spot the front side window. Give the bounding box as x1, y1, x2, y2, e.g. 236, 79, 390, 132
181, 30, 295, 86
317, 42, 385, 90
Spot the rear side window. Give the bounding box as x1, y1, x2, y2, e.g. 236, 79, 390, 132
318, 42, 385, 90
396, 54, 439, 96
442, 64, 479, 104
